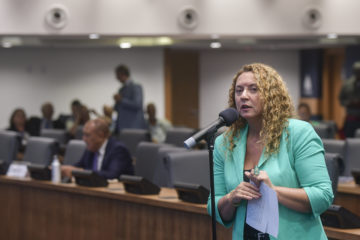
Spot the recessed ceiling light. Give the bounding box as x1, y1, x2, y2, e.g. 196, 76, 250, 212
2, 37, 21, 47
120, 42, 132, 49
210, 42, 221, 49
117, 37, 173, 47
2, 42, 12, 48
157, 37, 173, 45
89, 33, 100, 39
327, 33, 338, 39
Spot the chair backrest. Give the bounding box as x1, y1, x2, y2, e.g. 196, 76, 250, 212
22, 137, 58, 166
343, 138, 360, 176
165, 127, 195, 147
324, 153, 340, 199
153, 145, 189, 187
322, 139, 346, 175
117, 128, 151, 157
355, 129, 360, 138
0, 131, 19, 164
165, 150, 210, 189
313, 121, 336, 139
40, 128, 68, 145
134, 142, 172, 183
74, 125, 84, 140
63, 139, 87, 165
322, 139, 346, 157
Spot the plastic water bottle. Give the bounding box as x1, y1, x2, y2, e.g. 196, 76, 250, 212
51, 155, 61, 183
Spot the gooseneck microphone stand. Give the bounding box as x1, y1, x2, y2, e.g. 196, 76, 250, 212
205, 126, 218, 240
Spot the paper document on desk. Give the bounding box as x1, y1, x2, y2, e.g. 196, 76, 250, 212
246, 182, 279, 238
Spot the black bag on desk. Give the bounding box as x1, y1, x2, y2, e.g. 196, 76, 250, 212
321, 204, 360, 229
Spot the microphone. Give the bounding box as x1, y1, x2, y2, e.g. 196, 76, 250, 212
184, 108, 239, 149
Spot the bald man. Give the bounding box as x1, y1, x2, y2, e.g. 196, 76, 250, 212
61, 118, 134, 179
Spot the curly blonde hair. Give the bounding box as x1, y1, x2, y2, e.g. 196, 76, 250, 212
226, 63, 294, 157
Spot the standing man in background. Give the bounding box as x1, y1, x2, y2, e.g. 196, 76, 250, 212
113, 64, 146, 134
339, 61, 360, 138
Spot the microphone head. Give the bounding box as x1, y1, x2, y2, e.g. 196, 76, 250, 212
219, 108, 239, 126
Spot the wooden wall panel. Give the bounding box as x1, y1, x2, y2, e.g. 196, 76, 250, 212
164, 49, 199, 129
321, 48, 346, 131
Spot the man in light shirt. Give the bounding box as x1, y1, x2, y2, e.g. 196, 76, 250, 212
145, 102, 172, 143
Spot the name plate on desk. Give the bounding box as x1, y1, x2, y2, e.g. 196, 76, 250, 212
6, 162, 28, 178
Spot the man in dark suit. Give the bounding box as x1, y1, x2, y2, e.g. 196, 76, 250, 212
113, 64, 146, 134
27, 102, 65, 136
61, 118, 134, 179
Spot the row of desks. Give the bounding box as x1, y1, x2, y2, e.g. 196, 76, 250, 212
0, 176, 231, 240
335, 181, 360, 215
0, 176, 359, 240
325, 181, 360, 240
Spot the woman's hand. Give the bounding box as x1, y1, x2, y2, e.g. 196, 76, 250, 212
229, 181, 261, 206
245, 170, 274, 189
244, 170, 312, 212
218, 175, 262, 222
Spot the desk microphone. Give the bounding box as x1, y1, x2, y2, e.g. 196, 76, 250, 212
184, 108, 239, 149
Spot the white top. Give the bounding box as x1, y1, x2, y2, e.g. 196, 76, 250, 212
96, 139, 108, 171
148, 118, 172, 143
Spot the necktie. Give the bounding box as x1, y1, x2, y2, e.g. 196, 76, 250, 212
92, 152, 99, 171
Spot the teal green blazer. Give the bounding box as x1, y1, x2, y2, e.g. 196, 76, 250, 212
207, 119, 333, 240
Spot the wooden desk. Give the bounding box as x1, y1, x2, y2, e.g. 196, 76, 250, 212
1, 176, 359, 240
335, 181, 360, 216
321, 181, 360, 240
0, 176, 232, 240
324, 226, 360, 240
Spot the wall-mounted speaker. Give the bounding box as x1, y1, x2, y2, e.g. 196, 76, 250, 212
302, 8, 322, 30
178, 6, 199, 30
45, 5, 69, 30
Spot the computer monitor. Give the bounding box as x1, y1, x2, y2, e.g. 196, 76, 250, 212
119, 175, 160, 195
72, 170, 108, 187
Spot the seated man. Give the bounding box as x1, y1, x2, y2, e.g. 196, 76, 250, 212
61, 118, 134, 179
27, 102, 65, 136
